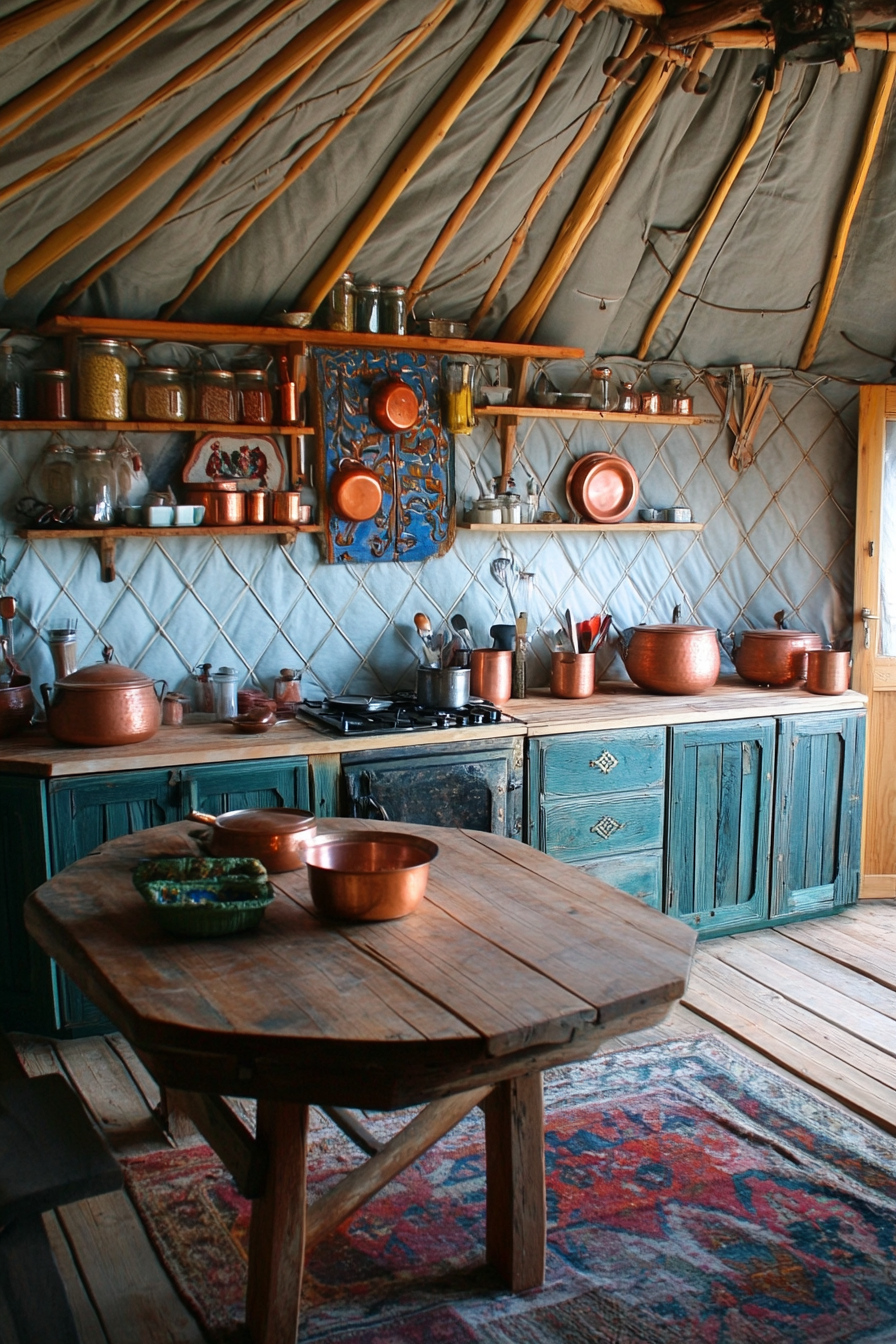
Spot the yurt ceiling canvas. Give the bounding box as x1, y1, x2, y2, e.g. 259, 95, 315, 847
2, 0, 896, 377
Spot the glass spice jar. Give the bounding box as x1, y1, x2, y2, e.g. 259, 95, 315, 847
273, 667, 302, 709
236, 369, 273, 425
326, 271, 356, 332
590, 366, 619, 412
73, 446, 118, 527
355, 283, 380, 334
380, 285, 408, 336
34, 369, 71, 420
192, 368, 236, 423
77, 339, 129, 420
32, 440, 77, 511
0, 344, 26, 419
131, 367, 187, 422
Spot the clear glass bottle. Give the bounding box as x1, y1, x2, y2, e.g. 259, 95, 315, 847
236, 369, 273, 425
74, 447, 118, 527
0, 344, 26, 419
442, 360, 475, 433
77, 339, 129, 420
590, 366, 618, 413
355, 283, 380, 334
192, 663, 214, 713
131, 366, 187, 422
380, 285, 407, 336
326, 271, 356, 332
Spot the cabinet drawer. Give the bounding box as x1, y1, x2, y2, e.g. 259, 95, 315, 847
575, 851, 663, 908
539, 727, 665, 798
542, 790, 664, 862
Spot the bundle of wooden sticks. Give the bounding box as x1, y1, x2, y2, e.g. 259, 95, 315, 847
707, 365, 774, 471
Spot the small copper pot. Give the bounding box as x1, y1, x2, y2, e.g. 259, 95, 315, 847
470, 648, 512, 704
271, 491, 306, 524
551, 650, 596, 698
0, 676, 33, 737
184, 484, 245, 525
189, 807, 317, 872
732, 629, 822, 687
368, 375, 419, 433
329, 456, 383, 522
805, 649, 851, 695
245, 490, 271, 524
619, 624, 720, 694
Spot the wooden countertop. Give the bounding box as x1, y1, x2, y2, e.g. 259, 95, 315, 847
0, 680, 866, 778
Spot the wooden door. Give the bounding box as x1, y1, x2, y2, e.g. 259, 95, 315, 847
854, 386, 896, 897
179, 759, 310, 818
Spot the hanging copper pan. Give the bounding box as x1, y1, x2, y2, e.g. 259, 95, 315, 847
566, 452, 639, 523
329, 454, 383, 522
368, 374, 419, 433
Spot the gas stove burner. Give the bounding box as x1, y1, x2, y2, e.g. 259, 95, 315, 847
296, 691, 520, 737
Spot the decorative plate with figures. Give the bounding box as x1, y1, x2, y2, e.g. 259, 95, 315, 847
182, 433, 287, 491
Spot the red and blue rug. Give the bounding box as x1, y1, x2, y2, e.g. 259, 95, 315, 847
122, 1037, 896, 1343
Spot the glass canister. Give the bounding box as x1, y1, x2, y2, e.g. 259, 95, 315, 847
326, 271, 356, 332
32, 440, 77, 511
77, 339, 129, 420
192, 663, 214, 713
498, 492, 521, 524
131, 366, 187, 422
211, 666, 239, 721
236, 369, 273, 425
34, 369, 71, 420
442, 360, 475, 433
73, 446, 118, 526
590, 366, 619, 412
380, 285, 407, 336
0, 344, 26, 419
273, 667, 302, 709
619, 382, 641, 414
355, 283, 380, 334
192, 369, 236, 423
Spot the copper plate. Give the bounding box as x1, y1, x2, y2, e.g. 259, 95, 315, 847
566, 453, 639, 523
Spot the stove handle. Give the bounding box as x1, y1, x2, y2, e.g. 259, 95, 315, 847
352, 773, 391, 822
364, 791, 391, 822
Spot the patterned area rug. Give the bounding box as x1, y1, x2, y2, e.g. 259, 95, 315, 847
121, 1037, 896, 1343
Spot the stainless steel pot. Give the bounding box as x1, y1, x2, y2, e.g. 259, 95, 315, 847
41, 645, 166, 746
416, 666, 470, 709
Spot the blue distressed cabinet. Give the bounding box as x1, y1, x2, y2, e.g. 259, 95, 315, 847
526, 727, 666, 907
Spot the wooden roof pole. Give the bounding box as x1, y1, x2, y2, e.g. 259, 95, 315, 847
4, 0, 386, 299
0, 0, 313, 211
468, 20, 646, 334
57, 4, 386, 311
518, 56, 674, 340
636, 79, 775, 359
497, 56, 672, 344
0, 0, 190, 143
162, 0, 457, 319
0, 0, 90, 50
798, 52, 896, 370
294, 0, 550, 317
406, 2, 606, 310
659, 0, 763, 45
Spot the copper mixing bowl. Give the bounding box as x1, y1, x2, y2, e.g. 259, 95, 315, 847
303, 831, 438, 922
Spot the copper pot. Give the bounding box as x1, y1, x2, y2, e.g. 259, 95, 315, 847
619, 624, 720, 694
550, 650, 596, 698
0, 676, 33, 737
303, 830, 438, 921
189, 807, 317, 872
271, 491, 307, 524
368, 375, 419, 433
41, 645, 166, 746
245, 490, 270, 524
470, 648, 512, 704
184, 483, 245, 525
329, 454, 383, 522
805, 649, 851, 695
732, 629, 822, 687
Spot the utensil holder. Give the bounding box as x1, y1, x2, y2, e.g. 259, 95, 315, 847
470, 649, 512, 704
550, 650, 595, 698
805, 649, 851, 695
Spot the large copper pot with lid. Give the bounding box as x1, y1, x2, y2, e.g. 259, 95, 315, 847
618, 609, 720, 694
732, 627, 821, 687
41, 646, 166, 746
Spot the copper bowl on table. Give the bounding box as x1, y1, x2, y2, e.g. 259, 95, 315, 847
303, 831, 438, 922
189, 808, 317, 872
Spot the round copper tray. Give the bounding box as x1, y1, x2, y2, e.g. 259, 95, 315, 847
566, 452, 639, 523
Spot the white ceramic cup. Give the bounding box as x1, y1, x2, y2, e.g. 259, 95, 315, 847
144, 505, 174, 527
175, 504, 205, 526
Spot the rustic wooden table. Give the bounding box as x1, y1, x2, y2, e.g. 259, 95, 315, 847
25, 819, 695, 1344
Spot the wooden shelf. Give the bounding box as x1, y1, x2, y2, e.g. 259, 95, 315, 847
476, 406, 716, 426
38, 315, 585, 361
0, 420, 313, 434
458, 521, 704, 532
17, 524, 322, 583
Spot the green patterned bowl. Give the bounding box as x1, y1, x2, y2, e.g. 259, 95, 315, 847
133, 856, 274, 937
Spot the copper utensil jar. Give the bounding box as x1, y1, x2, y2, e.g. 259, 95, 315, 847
189, 808, 317, 872
619, 624, 720, 694
245, 490, 270, 524
732, 629, 821, 687
550, 650, 596, 698
470, 649, 512, 704
271, 491, 305, 524
303, 830, 438, 921
41, 645, 166, 746
805, 649, 851, 695
184, 483, 244, 525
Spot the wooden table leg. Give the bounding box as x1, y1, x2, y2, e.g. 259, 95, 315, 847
245, 1100, 308, 1344
483, 1072, 546, 1291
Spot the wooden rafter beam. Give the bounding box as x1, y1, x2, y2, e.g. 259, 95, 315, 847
702, 26, 896, 47
659, 0, 763, 45
295, 0, 551, 317
0, 0, 90, 50
798, 51, 896, 370
161, 0, 457, 319
636, 79, 776, 359
4, 0, 386, 298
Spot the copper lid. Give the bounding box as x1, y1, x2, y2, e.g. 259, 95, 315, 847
744, 629, 820, 640
57, 645, 153, 689
214, 808, 316, 836
637, 624, 716, 634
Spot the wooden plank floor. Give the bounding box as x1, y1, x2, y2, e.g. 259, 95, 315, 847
10, 898, 896, 1343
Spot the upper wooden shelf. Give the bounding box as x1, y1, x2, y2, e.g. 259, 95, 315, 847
0, 420, 313, 434
38, 315, 585, 362
477, 406, 716, 426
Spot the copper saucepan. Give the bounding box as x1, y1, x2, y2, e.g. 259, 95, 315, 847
368, 374, 419, 433
189, 807, 317, 871
329, 452, 383, 522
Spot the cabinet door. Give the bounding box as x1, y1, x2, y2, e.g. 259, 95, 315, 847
771, 711, 865, 918
0, 777, 55, 1033
178, 759, 310, 818
667, 718, 775, 933
342, 739, 523, 837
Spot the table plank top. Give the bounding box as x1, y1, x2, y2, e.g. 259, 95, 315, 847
25, 820, 695, 1108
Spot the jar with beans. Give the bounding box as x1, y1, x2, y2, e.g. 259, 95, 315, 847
131, 366, 187, 422
192, 369, 236, 423
236, 368, 273, 425
77, 340, 129, 420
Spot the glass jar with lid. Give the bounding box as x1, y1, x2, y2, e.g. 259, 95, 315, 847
131, 367, 187, 422
236, 368, 273, 425
442, 360, 475, 433
0, 344, 26, 419
273, 668, 302, 709
589, 366, 619, 413
192, 368, 236, 423
326, 271, 356, 332
73, 446, 118, 527
77, 340, 129, 420
355, 283, 380, 334
380, 285, 408, 336
32, 440, 77, 511
34, 369, 71, 420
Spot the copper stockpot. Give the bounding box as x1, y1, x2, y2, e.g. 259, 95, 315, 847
732, 629, 822, 687
805, 649, 851, 695
303, 830, 438, 921
619, 623, 720, 695
41, 646, 166, 746
550, 650, 596, 698
470, 648, 512, 704
189, 807, 317, 872
184, 483, 245, 525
